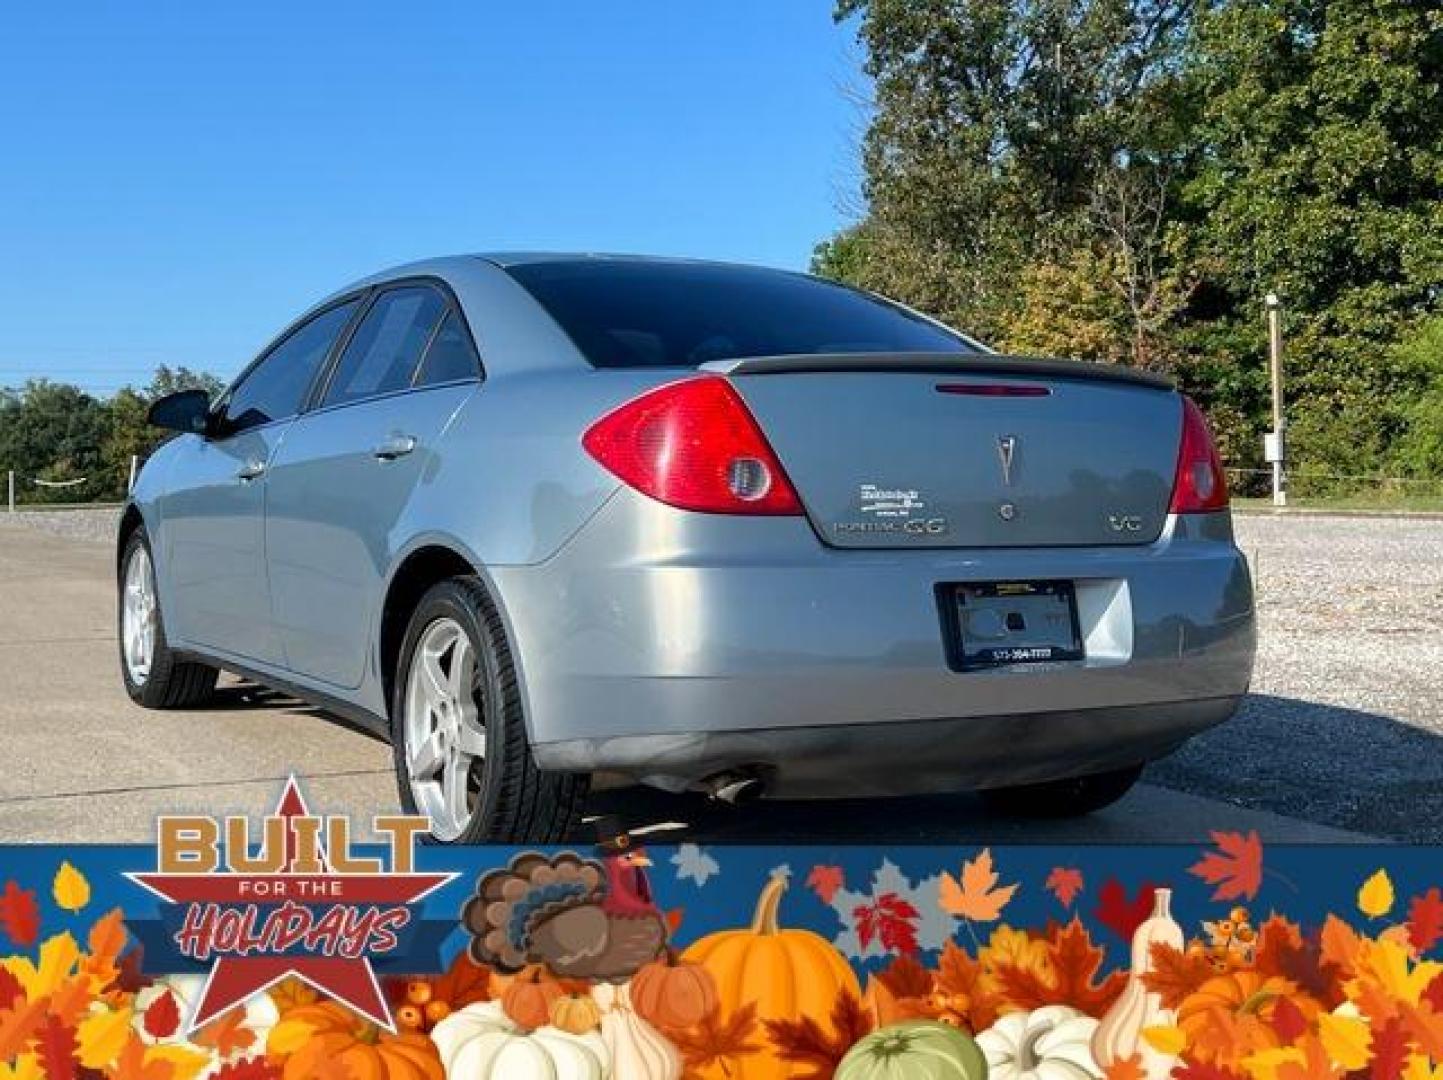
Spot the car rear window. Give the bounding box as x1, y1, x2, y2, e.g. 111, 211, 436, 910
504, 260, 974, 368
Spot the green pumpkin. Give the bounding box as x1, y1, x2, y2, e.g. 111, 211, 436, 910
837, 1021, 989, 1080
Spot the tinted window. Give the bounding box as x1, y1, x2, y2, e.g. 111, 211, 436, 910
415, 310, 481, 386
224, 301, 358, 433
505, 260, 972, 369
321, 286, 445, 407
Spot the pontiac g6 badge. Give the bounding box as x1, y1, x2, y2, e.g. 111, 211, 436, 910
997, 435, 1017, 486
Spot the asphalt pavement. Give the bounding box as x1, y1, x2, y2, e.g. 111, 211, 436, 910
1, 511, 1430, 844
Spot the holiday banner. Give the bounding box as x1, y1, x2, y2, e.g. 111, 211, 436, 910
0, 784, 1440, 1080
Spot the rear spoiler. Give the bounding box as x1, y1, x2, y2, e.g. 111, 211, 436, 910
700, 352, 1175, 391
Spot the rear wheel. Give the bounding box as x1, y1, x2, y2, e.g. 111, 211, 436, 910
391, 576, 588, 844
118, 529, 219, 709
979, 765, 1143, 818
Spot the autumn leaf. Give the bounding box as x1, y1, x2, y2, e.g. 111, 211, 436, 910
209, 1058, 284, 1080
1271, 996, 1311, 1043
853, 893, 922, 956
1360, 871, 1397, 920
1425, 972, 1443, 1013
1144, 942, 1217, 1009
1321, 916, 1363, 972
1175, 1063, 1250, 1080
87, 910, 127, 964
0, 968, 21, 1011
0, 883, 39, 948
106, 947, 154, 997
0, 998, 51, 1063
142, 990, 182, 1041
862, 975, 933, 1029
1047, 867, 1085, 909
1095, 879, 1158, 943
807, 866, 846, 906
939, 848, 1019, 923
268, 978, 320, 1015
109, 1033, 176, 1080
664, 1002, 763, 1077
936, 940, 1002, 1032
1142, 1025, 1188, 1055
1400, 1002, 1443, 1063
426, 951, 493, 1010
33, 1015, 79, 1080
77, 1007, 133, 1069
765, 992, 873, 1080
52, 863, 91, 914
193, 1009, 256, 1059
992, 916, 1127, 1017
1105, 1055, 1147, 1080
1408, 890, 1443, 956
1318, 1011, 1371, 1070
876, 953, 934, 1000
1369, 1017, 1412, 1080
1190, 831, 1264, 902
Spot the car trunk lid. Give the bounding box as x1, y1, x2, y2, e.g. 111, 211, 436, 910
704, 354, 1182, 548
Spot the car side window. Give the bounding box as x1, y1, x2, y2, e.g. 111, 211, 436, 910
414, 310, 481, 387
320, 286, 445, 408
223, 300, 358, 434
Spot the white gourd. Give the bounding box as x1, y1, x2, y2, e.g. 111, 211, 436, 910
591, 982, 683, 1080
1091, 887, 1185, 1080
977, 1004, 1103, 1080
430, 1001, 611, 1080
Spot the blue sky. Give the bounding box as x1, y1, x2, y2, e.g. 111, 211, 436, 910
0, 3, 865, 393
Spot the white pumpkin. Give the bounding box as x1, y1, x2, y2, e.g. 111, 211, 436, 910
430, 1001, 610, 1079
977, 1005, 1104, 1080
591, 983, 682, 1080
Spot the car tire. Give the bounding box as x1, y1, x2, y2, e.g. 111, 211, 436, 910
118, 528, 219, 709
391, 575, 589, 844
979, 764, 1143, 818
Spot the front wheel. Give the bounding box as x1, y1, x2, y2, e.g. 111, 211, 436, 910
391, 576, 588, 844
979, 764, 1143, 818
118, 528, 218, 709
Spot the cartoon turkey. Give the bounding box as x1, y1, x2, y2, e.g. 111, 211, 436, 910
461, 820, 676, 983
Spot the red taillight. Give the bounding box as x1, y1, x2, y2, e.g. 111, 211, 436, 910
1169, 395, 1229, 513
582, 376, 804, 515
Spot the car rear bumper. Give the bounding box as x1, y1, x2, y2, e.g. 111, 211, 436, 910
533, 696, 1242, 797
490, 491, 1255, 792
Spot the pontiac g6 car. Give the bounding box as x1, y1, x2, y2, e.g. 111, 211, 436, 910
119, 254, 1255, 842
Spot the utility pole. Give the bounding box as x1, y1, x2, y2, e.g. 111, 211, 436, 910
128, 454, 139, 494
1265, 293, 1287, 507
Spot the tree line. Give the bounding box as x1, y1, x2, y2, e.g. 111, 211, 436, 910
816, 0, 1443, 494
0, 368, 223, 504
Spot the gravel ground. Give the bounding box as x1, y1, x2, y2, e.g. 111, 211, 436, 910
7, 506, 1441, 838
1149, 513, 1443, 839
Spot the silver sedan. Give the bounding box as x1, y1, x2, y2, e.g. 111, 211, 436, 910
118, 254, 1255, 842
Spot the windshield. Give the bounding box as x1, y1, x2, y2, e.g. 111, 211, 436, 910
504, 259, 975, 369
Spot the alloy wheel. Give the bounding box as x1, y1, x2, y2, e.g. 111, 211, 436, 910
403, 616, 486, 840
122, 545, 157, 685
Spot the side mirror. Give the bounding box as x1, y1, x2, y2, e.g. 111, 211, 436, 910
147, 389, 213, 435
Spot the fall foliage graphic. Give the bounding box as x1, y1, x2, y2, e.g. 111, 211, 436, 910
2, 841, 1443, 1080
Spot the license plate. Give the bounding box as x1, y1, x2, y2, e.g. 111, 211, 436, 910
948, 581, 1083, 670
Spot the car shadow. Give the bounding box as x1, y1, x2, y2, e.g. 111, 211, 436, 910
209, 680, 1441, 842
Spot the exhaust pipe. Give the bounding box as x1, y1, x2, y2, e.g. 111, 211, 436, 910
703, 769, 768, 805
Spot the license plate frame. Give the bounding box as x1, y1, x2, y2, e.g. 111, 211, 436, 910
940, 580, 1084, 671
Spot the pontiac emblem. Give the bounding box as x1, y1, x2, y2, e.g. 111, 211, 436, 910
997, 435, 1017, 486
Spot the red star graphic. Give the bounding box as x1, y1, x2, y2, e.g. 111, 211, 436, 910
128, 776, 454, 1032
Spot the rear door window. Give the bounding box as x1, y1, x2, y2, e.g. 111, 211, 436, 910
223, 300, 358, 434
414, 310, 481, 387
320, 286, 446, 407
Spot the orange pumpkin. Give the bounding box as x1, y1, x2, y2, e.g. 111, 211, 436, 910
630, 952, 720, 1030
1177, 972, 1309, 1032
682, 871, 862, 1079
550, 992, 604, 1035
501, 966, 566, 1030
267, 1001, 443, 1080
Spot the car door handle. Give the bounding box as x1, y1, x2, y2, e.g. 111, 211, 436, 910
236, 460, 266, 482
373, 434, 417, 461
